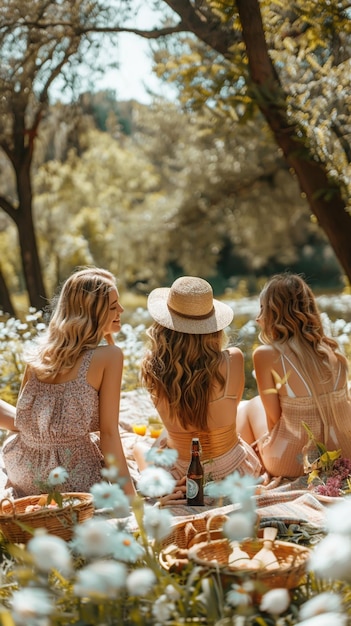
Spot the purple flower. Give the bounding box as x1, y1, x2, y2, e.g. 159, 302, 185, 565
316, 476, 342, 497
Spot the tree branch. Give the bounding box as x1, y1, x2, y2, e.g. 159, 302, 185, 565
0, 195, 18, 222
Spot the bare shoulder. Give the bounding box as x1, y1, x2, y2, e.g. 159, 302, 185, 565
225, 346, 244, 363
253, 345, 279, 367
93, 344, 123, 365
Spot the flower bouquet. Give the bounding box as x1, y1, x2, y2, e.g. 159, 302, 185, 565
302, 421, 351, 497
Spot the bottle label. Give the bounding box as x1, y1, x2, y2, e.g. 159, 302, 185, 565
186, 478, 199, 499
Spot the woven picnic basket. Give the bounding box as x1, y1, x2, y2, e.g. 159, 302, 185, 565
162, 512, 228, 550
160, 512, 228, 572
187, 536, 311, 590
160, 511, 311, 590
0, 493, 94, 544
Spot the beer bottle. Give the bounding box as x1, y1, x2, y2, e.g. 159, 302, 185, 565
186, 437, 204, 506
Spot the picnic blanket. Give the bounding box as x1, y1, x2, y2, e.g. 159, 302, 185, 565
0, 389, 334, 535
119, 389, 337, 533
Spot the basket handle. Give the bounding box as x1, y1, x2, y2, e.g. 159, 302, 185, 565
0, 498, 15, 517
183, 521, 198, 544
205, 512, 228, 539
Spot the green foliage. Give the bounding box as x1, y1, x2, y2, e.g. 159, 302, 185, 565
28, 104, 332, 296
153, 0, 351, 206
0, 0, 349, 306
0, 310, 45, 405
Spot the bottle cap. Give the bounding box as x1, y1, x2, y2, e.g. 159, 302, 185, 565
191, 438, 202, 454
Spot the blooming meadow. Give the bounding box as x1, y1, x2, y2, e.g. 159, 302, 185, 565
0, 294, 351, 624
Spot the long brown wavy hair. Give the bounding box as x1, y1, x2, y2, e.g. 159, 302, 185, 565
141, 323, 228, 430
26, 267, 117, 379
259, 273, 348, 392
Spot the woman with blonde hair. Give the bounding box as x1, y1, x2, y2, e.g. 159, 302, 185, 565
134, 276, 262, 496
237, 272, 351, 478
3, 267, 136, 497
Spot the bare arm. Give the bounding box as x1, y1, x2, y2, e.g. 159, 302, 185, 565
253, 346, 282, 431
0, 399, 17, 431
98, 346, 136, 497
227, 347, 245, 405
0, 366, 32, 433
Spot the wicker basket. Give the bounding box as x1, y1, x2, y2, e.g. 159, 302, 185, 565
0, 493, 94, 544
162, 512, 228, 551
160, 513, 310, 590
160, 512, 227, 572
188, 536, 311, 590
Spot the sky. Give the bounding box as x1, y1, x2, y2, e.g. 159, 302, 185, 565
91, 5, 172, 104
96, 32, 164, 103
50, 5, 173, 104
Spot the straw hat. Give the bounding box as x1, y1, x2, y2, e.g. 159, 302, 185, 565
147, 276, 234, 334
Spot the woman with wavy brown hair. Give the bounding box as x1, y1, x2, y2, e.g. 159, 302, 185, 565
237, 272, 351, 478
2, 267, 136, 498
134, 276, 262, 498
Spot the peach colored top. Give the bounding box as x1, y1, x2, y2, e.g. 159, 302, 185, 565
155, 350, 262, 480
167, 426, 238, 461
259, 354, 351, 478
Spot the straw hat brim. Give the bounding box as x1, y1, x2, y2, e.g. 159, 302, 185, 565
147, 287, 234, 334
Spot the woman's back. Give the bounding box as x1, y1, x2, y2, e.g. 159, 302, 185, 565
134, 276, 262, 485
239, 273, 351, 479
3, 349, 103, 496
157, 347, 244, 460
1, 266, 136, 498
255, 345, 351, 476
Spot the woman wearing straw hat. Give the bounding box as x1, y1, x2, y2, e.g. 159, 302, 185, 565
134, 276, 262, 501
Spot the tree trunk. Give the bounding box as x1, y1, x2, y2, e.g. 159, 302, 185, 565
164, 0, 351, 282
236, 0, 351, 281
13, 161, 47, 310
0, 266, 15, 317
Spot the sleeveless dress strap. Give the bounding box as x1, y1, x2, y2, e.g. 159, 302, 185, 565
209, 350, 237, 403
222, 350, 231, 397
333, 360, 342, 390
281, 354, 312, 397
280, 355, 295, 398
77, 350, 94, 380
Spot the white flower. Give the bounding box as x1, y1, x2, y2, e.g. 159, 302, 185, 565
295, 614, 347, 626
165, 584, 180, 601
111, 530, 145, 563
71, 519, 117, 558
223, 512, 255, 542
126, 568, 156, 595
145, 447, 178, 467
226, 586, 252, 608
307, 533, 351, 582
101, 465, 120, 481
11, 588, 53, 624
47, 466, 68, 486
326, 499, 351, 534
137, 466, 176, 497
259, 588, 290, 615
27, 532, 72, 575
299, 592, 342, 620
152, 594, 175, 622
143, 505, 173, 541
90, 481, 130, 516
74, 560, 126, 599
220, 471, 258, 504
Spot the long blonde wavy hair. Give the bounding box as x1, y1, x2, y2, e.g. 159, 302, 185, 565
26, 267, 117, 379
141, 323, 229, 430
259, 273, 348, 398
